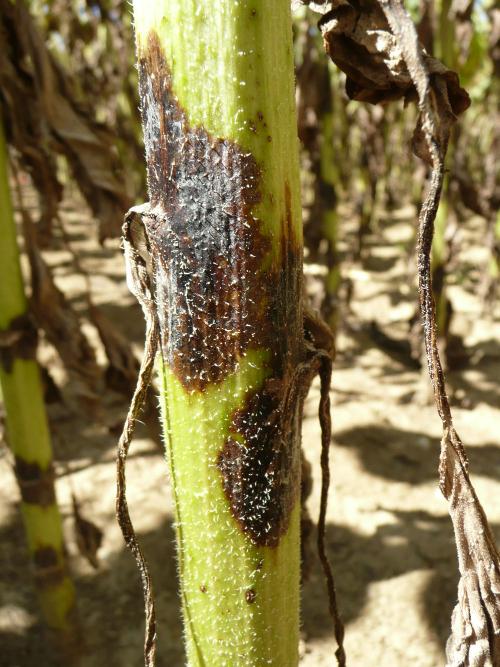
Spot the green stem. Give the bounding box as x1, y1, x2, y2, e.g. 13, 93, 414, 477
131, 2, 303, 665
0, 117, 77, 646
134, 0, 305, 667
437, 0, 456, 69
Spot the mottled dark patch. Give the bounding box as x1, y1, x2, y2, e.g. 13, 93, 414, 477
217, 377, 300, 547
0, 314, 38, 373
245, 589, 256, 604
318, 180, 337, 209
137, 33, 302, 392
14, 457, 56, 506
137, 33, 304, 545
33, 546, 66, 588
33, 545, 59, 568
200, 584, 207, 593
214, 179, 304, 545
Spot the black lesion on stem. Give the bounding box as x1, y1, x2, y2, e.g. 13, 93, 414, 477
0, 314, 38, 373
137, 32, 302, 394
217, 378, 298, 548
14, 456, 56, 507
133, 33, 307, 548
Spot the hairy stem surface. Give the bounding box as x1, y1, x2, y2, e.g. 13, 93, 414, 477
131, 2, 304, 665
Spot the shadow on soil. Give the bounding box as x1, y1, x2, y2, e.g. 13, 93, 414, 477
0, 509, 182, 667
333, 424, 500, 484
302, 511, 500, 651
2, 490, 499, 666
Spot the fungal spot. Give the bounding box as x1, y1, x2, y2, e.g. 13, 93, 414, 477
33, 546, 65, 587
217, 378, 300, 547
14, 457, 56, 507
267, 136, 272, 142
33, 546, 59, 569
257, 112, 264, 122
0, 314, 38, 373
246, 589, 256, 604
214, 179, 303, 545
200, 584, 207, 593
137, 32, 304, 392
138, 33, 304, 547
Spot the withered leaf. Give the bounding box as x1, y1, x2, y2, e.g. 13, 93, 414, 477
21, 216, 101, 403
450, 0, 475, 64
300, 1, 500, 664
72, 494, 103, 570
441, 432, 500, 667
0, 0, 131, 242
0, 5, 62, 243
303, 0, 470, 163
452, 170, 490, 219
88, 301, 162, 444
88, 303, 139, 395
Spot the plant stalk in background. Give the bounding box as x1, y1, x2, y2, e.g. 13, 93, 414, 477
0, 117, 77, 651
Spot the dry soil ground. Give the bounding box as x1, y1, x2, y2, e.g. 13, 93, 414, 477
1, 195, 499, 667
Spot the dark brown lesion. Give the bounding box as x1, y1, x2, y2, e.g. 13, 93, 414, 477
217, 374, 301, 548
0, 313, 38, 373
33, 545, 67, 588
14, 456, 56, 506
245, 589, 256, 604
137, 33, 302, 393
215, 305, 335, 547
136, 32, 304, 544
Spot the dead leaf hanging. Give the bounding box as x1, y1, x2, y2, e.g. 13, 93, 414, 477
72, 493, 103, 570
21, 214, 102, 406
301, 0, 500, 663
299, 0, 470, 163
0, 0, 132, 242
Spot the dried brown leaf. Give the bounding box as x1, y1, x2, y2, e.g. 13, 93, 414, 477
72, 494, 103, 570
88, 303, 139, 394
370, 2, 500, 662
21, 218, 101, 402
452, 170, 489, 218
450, 0, 475, 64
88, 301, 162, 444
305, 0, 470, 163
0, 0, 131, 242
489, 9, 500, 78
441, 431, 500, 667
0, 7, 62, 242
304, 0, 500, 662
